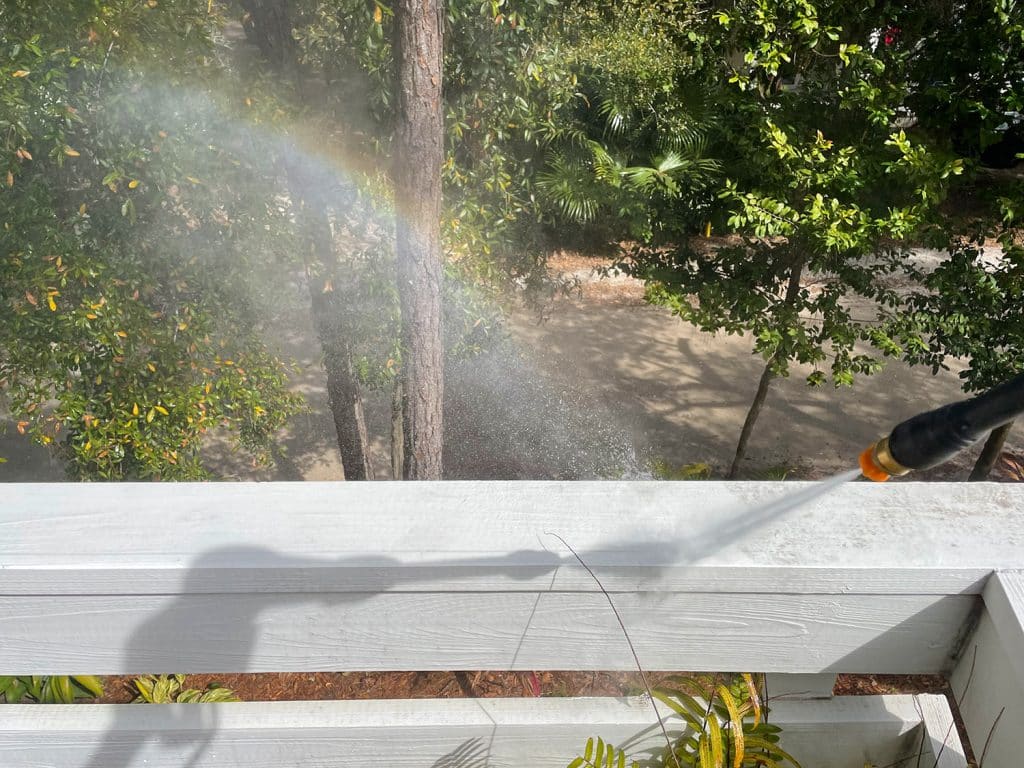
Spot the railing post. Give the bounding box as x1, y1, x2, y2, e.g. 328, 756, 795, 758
950, 570, 1024, 768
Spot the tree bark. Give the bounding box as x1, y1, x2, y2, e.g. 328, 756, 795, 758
302, 196, 373, 481
728, 360, 776, 479
393, 0, 445, 479
286, 162, 374, 481
390, 377, 405, 479
242, 0, 373, 480
969, 420, 1014, 481
727, 258, 804, 479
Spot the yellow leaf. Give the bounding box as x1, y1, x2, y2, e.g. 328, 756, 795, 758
155, 405, 169, 416
40, 435, 52, 444
147, 362, 156, 372
128, 179, 139, 189
177, 321, 188, 330
185, 175, 201, 184
84, 440, 91, 451
47, 294, 57, 311
63, 147, 80, 157
132, 402, 139, 416
79, 203, 87, 215
115, 330, 128, 338
11, 70, 30, 78
56, 256, 62, 268
6, 171, 13, 187
146, 408, 155, 423
373, 4, 383, 23
86, 312, 97, 319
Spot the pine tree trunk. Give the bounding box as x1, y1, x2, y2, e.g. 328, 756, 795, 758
968, 420, 1014, 481
727, 258, 804, 479
390, 377, 405, 480
393, 0, 445, 479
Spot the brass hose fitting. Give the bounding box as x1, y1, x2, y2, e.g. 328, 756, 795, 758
859, 436, 911, 482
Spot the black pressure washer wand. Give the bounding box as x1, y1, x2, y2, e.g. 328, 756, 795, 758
860, 371, 1024, 481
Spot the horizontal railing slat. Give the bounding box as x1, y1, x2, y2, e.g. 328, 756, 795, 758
3, 482, 1023, 595
0, 696, 938, 768
0, 592, 973, 674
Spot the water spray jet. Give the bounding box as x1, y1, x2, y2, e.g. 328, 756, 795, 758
860, 371, 1024, 481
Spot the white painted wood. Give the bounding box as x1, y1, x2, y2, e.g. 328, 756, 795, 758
917, 693, 968, 768
2, 482, 1023, 595
951, 608, 1024, 768
0, 695, 945, 768
982, 571, 1024, 689
0, 592, 974, 675
764, 673, 836, 699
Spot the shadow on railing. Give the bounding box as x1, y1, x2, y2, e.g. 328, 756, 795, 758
77, 478, 875, 767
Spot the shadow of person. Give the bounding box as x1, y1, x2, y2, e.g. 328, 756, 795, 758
81, 543, 573, 767
80, 518, 815, 767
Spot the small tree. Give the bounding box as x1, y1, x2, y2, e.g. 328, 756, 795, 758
621, 1, 962, 477
869, 0, 1024, 480
1, 1, 303, 479
879, 238, 1024, 480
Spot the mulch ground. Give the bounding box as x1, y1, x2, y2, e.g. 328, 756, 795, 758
94, 670, 948, 703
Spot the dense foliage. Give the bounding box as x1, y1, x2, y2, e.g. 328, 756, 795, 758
1, 1, 303, 478
2, 0, 1022, 479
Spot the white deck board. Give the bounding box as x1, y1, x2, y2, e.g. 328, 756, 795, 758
2, 481, 1023, 595
0, 591, 972, 675
0, 695, 945, 768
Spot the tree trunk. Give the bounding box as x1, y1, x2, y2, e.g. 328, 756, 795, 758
969, 420, 1014, 481
390, 377, 405, 479
287, 163, 374, 481
239, 0, 297, 72
728, 361, 776, 479
393, 0, 445, 479
243, 0, 372, 480
727, 259, 805, 479
303, 199, 373, 481
319, 331, 373, 481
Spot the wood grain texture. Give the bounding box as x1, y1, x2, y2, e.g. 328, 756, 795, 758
982, 570, 1024, 688
951, 609, 1024, 768
3, 481, 1023, 594
0, 591, 974, 674
0, 695, 948, 768
918, 693, 968, 768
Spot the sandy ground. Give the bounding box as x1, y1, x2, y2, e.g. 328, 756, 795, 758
2, 252, 1020, 482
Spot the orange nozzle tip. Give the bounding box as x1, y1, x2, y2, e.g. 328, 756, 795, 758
859, 445, 890, 482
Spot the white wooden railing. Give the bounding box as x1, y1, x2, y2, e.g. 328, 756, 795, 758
1, 481, 1022, 767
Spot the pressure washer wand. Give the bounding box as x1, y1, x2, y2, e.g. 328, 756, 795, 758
860, 371, 1024, 481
